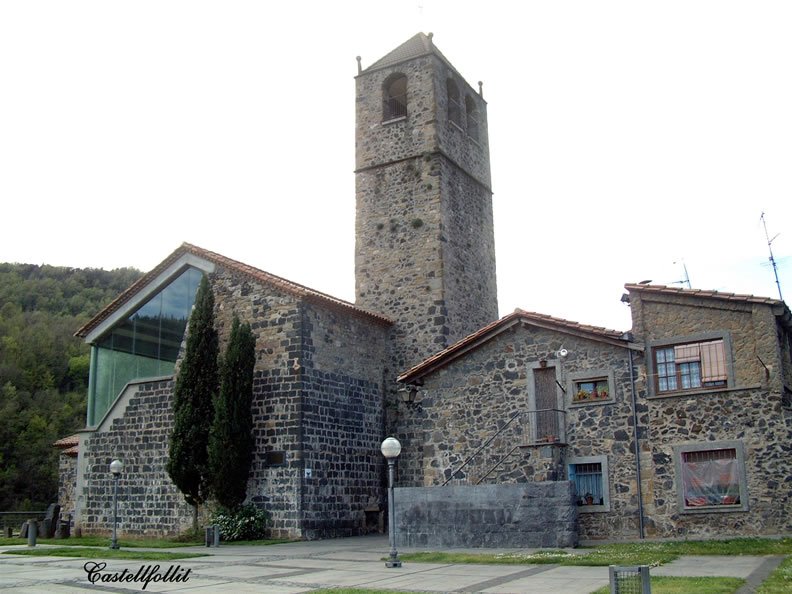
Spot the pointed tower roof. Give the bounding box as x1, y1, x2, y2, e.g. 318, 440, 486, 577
362, 32, 448, 73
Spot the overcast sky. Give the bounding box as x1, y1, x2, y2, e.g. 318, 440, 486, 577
1, 1, 790, 331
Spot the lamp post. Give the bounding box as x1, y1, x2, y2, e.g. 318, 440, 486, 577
109, 459, 123, 550
381, 436, 402, 568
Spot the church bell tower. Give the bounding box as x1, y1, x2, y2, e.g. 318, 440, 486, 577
354, 33, 498, 372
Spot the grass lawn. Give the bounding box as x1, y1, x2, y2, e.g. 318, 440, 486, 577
398, 537, 792, 568
757, 555, 792, 594
0, 535, 291, 548
0, 536, 196, 548
591, 576, 745, 594
3, 547, 206, 561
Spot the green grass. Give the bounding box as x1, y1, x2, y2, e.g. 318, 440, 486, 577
219, 538, 294, 545
757, 555, 792, 594
397, 537, 792, 568
0, 536, 197, 548
3, 547, 206, 561
591, 576, 745, 594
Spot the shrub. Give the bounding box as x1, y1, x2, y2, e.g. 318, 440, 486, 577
211, 505, 269, 541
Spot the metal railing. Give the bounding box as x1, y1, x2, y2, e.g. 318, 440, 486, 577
441, 409, 566, 486
0, 511, 47, 535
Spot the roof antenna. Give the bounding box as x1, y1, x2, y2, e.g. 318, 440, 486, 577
760, 212, 783, 300
672, 260, 692, 289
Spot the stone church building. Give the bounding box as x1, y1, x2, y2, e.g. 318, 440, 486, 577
58, 33, 792, 543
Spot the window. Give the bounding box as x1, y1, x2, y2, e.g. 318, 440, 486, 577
655, 339, 727, 393
568, 455, 609, 512
87, 267, 203, 425
465, 95, 479, 141
447, 79, 462, 127
383, 74, 407, 121
567, 368, 615, 406
674, 442, 748, 512
574, 379, 610, 403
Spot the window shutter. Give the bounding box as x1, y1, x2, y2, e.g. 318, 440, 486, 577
701, 339, 727, 382
674, 343, 700, 363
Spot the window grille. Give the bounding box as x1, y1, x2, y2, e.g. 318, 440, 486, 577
383, 75, 407, 120
609, 565, 651, 593
570, 462, 603, 506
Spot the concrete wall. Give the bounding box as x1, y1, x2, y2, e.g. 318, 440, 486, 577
394, 483, 578, 548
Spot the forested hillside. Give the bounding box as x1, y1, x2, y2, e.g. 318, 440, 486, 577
0, 263, 142, 511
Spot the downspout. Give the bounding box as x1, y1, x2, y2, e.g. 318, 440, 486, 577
628, 348, 645, 539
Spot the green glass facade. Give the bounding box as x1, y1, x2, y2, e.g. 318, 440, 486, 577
87, 267, 203, 426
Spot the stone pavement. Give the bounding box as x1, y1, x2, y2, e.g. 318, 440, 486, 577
0, 535, 780, 593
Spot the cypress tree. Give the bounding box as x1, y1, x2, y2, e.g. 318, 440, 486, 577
166, 275, 218, 526
208, 315, 256, 510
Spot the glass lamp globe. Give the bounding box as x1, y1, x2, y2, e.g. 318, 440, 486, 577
380, 437, 402, 459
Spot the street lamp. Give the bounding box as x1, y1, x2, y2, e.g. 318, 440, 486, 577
381, 436, 402, 568
109, 459, 123, 550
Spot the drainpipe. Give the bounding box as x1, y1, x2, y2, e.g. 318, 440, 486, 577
628, 348, 645, 539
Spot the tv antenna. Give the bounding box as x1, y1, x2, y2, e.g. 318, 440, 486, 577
760, 212, 783, 300
672, 260, 692, 289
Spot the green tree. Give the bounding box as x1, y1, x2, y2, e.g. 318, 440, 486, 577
208, 316, 256, 509
166, 275, 218, 526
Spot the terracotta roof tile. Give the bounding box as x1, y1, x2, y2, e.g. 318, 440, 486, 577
62, 445, 79, 457
625, 283, 785, 307
76, 243, 392, 339
53, 434, 79, 448
398, 309, 631, 383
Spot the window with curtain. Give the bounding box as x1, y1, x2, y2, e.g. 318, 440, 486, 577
680, 448, 743, 508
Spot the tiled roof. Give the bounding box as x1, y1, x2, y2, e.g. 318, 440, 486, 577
398, 309, 631, 383
363, 32, 434, 72
53, 434, 79, 448
76, 243, 392, 339
62, 445, 79, 457
625, 283, 786, 307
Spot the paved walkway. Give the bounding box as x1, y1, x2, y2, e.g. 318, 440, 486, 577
0, 535, 780, 593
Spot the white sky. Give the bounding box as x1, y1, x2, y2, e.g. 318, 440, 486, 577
1, 1, 790, 331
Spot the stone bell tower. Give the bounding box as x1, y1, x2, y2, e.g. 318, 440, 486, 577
354, 32, 498, 373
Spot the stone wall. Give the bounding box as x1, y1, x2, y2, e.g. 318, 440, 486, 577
641, 387, 792, 538
206, 268, 306, 538
394, 483, 578, 548
76, 266, 391, 540
299, 303, 389, 539
78, 378, 193, 536
628, 290, 792, 538
57, 453, 77, 523
355, 48, 498, 382
396, 322, 645, 541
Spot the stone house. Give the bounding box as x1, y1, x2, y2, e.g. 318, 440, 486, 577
57, 32, 792, 542
396, 285, 792, 540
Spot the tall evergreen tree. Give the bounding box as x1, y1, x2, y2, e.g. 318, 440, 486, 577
166, 275, 218, 525
208, 315, 256, 510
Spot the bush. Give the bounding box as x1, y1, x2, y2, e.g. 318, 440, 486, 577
210, 505, 269, 541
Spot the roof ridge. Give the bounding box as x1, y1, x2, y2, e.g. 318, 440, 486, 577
625, 282, 784, 306
76, 243, 392, 338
